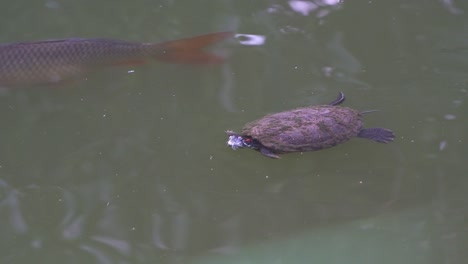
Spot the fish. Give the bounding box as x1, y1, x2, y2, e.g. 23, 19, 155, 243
0, 32, 234, 86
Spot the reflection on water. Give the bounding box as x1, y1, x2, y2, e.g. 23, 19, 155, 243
0, 0, 467, 263
0, 163, 403, 262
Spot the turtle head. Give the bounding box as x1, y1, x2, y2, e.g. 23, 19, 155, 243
226, 131, 261, 150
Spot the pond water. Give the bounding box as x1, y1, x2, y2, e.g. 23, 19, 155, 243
0, 1, 466, 263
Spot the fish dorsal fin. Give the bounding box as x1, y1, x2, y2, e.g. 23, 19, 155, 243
0, 38, 85, 47
0, 38, 137, 48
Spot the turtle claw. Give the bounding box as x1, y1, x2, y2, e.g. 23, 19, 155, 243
328, 92, 345, 106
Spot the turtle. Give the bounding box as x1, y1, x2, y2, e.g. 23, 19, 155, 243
226, 92, 395, 159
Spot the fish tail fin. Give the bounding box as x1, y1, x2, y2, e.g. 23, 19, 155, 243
151, 32, 234, 64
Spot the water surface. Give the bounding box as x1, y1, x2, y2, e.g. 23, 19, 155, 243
0, 1, 466, 263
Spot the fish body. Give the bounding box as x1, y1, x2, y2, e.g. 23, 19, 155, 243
0, 32, 233, 86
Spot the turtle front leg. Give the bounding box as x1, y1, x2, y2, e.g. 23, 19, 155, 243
260, 147, 280, 159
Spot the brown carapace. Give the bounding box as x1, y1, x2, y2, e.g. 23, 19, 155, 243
0, 32, 233, 86
226, 92, 395, 159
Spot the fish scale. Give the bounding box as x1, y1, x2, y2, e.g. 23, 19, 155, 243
0, 32, 233, 86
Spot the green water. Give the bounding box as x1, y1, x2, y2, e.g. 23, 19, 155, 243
0, 1, 467, 263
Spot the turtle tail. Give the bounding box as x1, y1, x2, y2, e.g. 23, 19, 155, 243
359, 110, 379, 115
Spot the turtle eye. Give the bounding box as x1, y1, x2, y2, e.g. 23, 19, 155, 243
243, 137, 254, 147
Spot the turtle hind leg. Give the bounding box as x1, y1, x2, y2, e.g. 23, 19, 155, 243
260, 147, 280, 159
328, 92, 345, 106
358, 128, 395, 143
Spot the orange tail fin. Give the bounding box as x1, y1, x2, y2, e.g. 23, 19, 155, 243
152, 32, 234, 64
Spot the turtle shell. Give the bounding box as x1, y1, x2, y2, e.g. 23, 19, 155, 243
242, 105, 362, 153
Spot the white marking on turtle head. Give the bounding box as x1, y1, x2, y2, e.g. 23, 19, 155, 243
227, 135, 244, 150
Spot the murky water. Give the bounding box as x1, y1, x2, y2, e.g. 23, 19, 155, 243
0, 1, 467, 263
